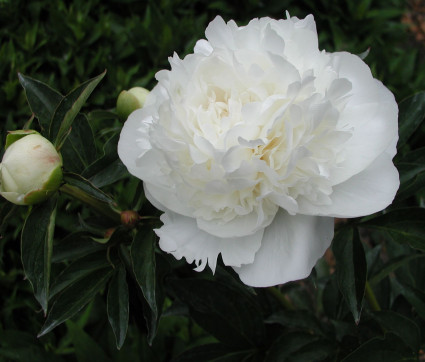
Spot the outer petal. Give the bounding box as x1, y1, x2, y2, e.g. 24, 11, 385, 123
156, 212, 264, 273
205, 16, 238, 50
144, 182, 194, 217
117, 107, 153, 181
233, 210, 334, 287
297, 150, 400, 217
330, 52, 398, 184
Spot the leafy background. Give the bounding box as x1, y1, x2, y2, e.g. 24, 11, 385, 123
1, 0, 425, 361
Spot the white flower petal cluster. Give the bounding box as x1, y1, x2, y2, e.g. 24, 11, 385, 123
118, 14, 399, 287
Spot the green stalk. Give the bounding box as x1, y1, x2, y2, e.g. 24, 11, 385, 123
267, 286, 295, 310
60, 183, 121, 224
365, 280, 381, 311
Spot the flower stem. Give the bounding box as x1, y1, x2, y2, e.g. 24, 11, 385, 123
60, 183, 121, 224
365, 280, 381, 311
267, 287, 295, 310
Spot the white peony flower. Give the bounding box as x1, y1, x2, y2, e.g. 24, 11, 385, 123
118, 14, 399, 287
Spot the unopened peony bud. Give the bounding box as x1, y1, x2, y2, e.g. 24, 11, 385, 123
120, 210, 140, 228
0, 131, 63, 205
116, 87, 150, 120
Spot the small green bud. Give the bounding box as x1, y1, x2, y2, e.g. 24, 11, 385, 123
116, 87, 150, 120
0, 132, 63, 205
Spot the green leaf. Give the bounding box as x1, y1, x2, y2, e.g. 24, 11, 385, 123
88, 159, 129, 189
0, 202, 17, 236
362, 208, 425, 251
396, 147, 425, 184
398, 92, 425, 147
371, 311, 421, 352
107, 265, 129, 350
0, 329, 64, 362
395, 147, 425, 200
174, 343, 256, 362
332, 227, 367, 323
52, 232, 106, 263
369, 254, 425, 286
49, 71, 106, 148
18, 73, 63, 134
82, 134, 129, 187
50, 251, 110, 299
168, 278, 265, 348
285, 341, 335, 362
66, 320, 113, 362
341, 332, 416, 362
87, 110, 119, 122
265, 310, 326, 337
322, 275, 346, 320
81, 134, 118, 179
61, 114, 97, 173
396, 172, 425, 201
62, 172, 115, 204
365, 8, 404, 19
392, 279, 425, 321
265, 332, 320, 362
131, 229, 157, 339
21, 196, 57, 313
38, 267, 113, 337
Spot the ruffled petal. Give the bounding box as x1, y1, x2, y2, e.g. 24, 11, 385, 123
194, 39, 213, 56
195, 200, 278, 238
234, 210, 334, 287
156, 212, 263, 273
297, 150, 400, 217
205, 16, 238, 50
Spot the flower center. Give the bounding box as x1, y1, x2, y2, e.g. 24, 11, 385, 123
151, 52, 353, 225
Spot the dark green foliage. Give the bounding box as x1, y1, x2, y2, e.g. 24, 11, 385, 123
130, 229, 161, 344
1, 0, 425, 361
21, 196, 57, 313
333, 227, 367, 323
107, 265, 129, 350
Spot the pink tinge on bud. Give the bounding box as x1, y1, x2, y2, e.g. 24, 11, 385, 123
104, 228, 116, 239
120, 210, 140, 228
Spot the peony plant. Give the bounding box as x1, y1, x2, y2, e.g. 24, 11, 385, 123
3, 7, 425, 359
118, 14, 399, 287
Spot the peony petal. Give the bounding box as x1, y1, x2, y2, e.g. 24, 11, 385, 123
144, 182, 194, 217
234, 210, 334, 287
205, 16, 237, 50
156, 212, 263, 272
196, 205, 276, 238
297, 151, 400, 217
194, 39, 213, 56
117, 107, 153, 181
330, 52, 398, 184
275, 14, 319, 69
